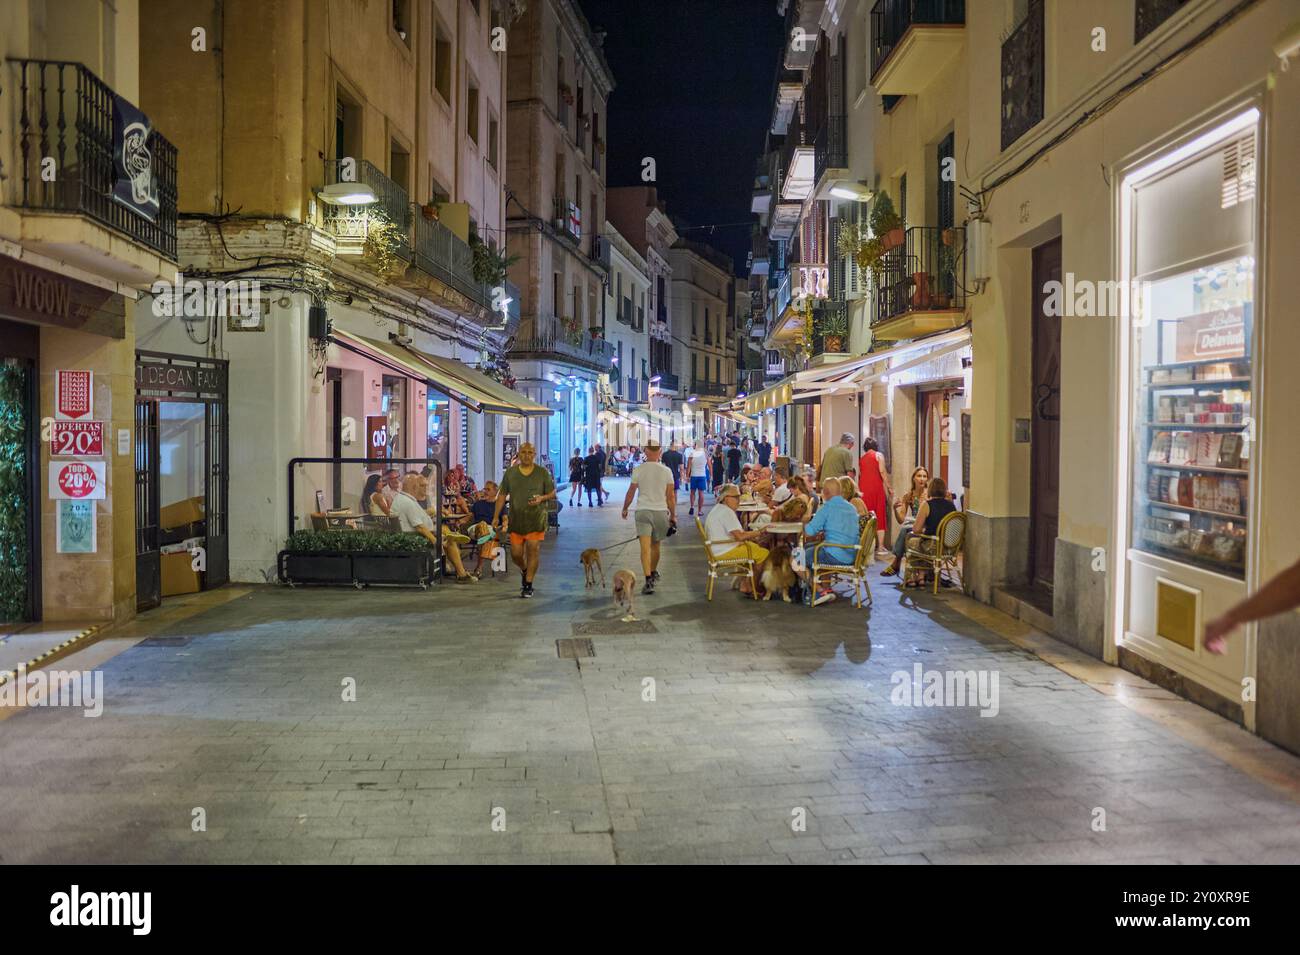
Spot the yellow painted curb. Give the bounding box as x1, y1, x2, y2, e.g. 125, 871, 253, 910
0, 624, 104, 687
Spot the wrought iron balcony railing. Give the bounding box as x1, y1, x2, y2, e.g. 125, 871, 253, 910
509, 318, 616, 371
323, 158, 412, 257
870, 0, 966, 80
7, 58, 179, 259
412, 216, 495, 308
813, 114, 847, 185
873, 225, 966, 326
691, 379, 731, 398
1001, 0, 1044, 150
652, 371, 680, 393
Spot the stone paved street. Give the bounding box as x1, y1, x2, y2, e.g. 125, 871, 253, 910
3, 480, 1299, 864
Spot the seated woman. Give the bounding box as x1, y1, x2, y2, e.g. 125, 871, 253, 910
363, 473, 391, 517
883, 467, 929, 577
903, 476, 958, 587
838, 477, 873, 535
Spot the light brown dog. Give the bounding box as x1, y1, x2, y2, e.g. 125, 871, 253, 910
580, 548, 605, 588
612, 569, 637, 621
758, 542, 798, 602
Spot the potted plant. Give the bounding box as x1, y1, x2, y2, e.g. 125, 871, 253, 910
560, 83, 575, 105
911, 272, 933, 309
421, 200, 440, 221
818, 308, 849, 353
595, 138, 606, 155
469, 235, 520, 287
941, 227, 958, 247
869, 191, 905, 251
933, 244, 958, 308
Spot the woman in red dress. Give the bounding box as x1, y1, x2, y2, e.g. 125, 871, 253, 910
857, 437, 891, 559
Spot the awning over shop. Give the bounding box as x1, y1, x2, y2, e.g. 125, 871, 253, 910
329, 329, 551, 417
716, 409, 759, 427
743, 375, 794, 414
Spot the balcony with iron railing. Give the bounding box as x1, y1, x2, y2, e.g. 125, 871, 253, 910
811, 301, 851, 361
323, 158, 413, 259
691, 378, 732, 398
6, 58, 179, 262
509, 317, 616, 372
869, 0, 966, 95
651, 371, 680, 394
813, 114, 848, 187
872, 225, 966, 341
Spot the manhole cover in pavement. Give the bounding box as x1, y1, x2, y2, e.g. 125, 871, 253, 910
137, 635, 194, 647
556, 638, 596, 659
572, 620, 658, 635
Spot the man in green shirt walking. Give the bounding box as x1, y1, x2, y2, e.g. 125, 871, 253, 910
494, 442, 557, 598
817, 432, 858, 484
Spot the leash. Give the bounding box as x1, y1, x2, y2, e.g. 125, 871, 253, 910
597, 536, 640, 553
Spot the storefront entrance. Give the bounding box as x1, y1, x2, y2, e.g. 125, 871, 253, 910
134, 352, 229, 610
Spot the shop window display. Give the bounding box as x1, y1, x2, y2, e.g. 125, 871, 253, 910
1133, 256, 1253, 577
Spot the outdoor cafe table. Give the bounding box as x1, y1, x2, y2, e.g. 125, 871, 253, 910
735, 500, 768, 528
763, 522, 804, 537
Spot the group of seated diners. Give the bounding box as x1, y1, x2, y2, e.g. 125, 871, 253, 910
704, 462, 959, 596
359, 465, 506, 584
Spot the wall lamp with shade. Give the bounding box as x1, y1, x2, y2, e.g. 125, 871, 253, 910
318, 182, 378, 205
829, 181, 873, 202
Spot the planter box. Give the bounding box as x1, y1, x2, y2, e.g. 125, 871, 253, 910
277, 550, 437, 588
353, 552, 435, 586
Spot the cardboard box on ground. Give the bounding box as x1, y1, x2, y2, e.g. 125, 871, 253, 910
159, 495, 205, 596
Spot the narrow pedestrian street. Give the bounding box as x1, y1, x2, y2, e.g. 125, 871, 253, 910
2, 480, 1298, 865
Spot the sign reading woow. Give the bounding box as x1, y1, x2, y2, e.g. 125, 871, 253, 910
0, 254, 126, 338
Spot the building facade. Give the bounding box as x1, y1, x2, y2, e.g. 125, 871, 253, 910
668, 239, 736, 438
130, 0, 540, 598
504, 0, 616, 472
598, 220, 652, 446
1, 0, 179, 624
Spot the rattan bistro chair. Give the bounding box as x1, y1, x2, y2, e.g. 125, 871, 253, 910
904, 511, 967, 595
695, 517, 759, 601
809, 517, 876, 608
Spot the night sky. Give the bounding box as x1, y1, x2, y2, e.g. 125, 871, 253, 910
577, 0, 786, 276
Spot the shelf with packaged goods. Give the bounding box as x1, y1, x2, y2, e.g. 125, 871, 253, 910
1144, 421, 1247, 429
1148, 501, 1247, 522
1147, 463, 1248, 477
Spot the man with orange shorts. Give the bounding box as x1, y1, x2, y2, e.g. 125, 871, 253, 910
493, 442, 556, 598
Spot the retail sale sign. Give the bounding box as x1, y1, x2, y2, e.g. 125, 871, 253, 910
55, 369, 94, 420
51, 421, 105, 457
49, 460, 106, 500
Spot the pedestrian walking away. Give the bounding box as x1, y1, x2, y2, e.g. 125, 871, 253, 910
494, 442, 557, 598
684, 439, 710, 515
583, 445, 603, 506
622, 438, 676, 595
661, 441, 684, 512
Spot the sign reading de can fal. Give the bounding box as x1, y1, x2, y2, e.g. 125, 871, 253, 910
51, 421, 105, 457
55, 370, 94, 420
49, 460, 106, 500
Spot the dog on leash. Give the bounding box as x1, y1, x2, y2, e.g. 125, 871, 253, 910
758, 542, 798, 602
612, 569, 638, 621
580, 548, 606, 588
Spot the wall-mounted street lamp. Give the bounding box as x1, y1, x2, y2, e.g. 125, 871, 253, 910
318, 182, 378, 205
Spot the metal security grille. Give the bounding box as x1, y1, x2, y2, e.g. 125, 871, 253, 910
205, 399, 229, 589
134, 399, 161, 611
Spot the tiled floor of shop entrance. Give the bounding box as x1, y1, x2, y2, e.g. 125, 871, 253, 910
2, 483, 1299, 864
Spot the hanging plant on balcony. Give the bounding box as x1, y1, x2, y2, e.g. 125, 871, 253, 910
560, 83, 575, 105
836, 220, 864, 262
362, 211, 408, 280
469, 234, 520, 286
560, 316, 584, 347
869, 191, 905, 251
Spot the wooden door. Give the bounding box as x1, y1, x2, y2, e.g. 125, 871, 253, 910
1031, 237, 1062, 591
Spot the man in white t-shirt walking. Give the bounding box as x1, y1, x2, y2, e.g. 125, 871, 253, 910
622, 438, 676, 596
683, 440, 709, 517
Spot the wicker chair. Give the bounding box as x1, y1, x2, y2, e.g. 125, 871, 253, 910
904, 511, 967, 594
809, 517, 876, 608
695, 517, 759, 601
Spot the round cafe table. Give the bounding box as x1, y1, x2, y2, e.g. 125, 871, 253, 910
735, 500, 768, 529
